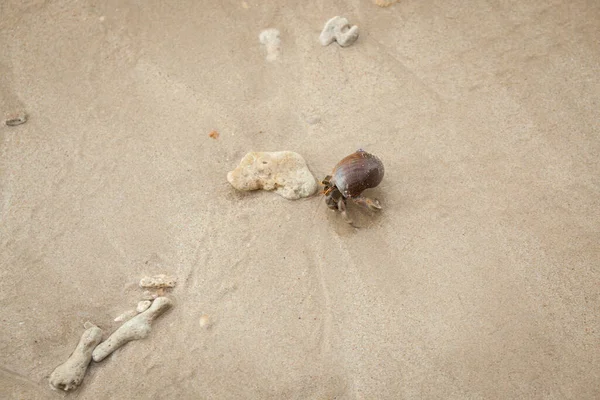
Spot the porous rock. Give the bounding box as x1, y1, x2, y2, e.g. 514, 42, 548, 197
92, 297, 172, 362
227, 151, 318, 200
49, 324, 103, 391
139, 274, 177, 289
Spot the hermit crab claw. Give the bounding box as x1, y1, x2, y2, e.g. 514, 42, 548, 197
366, 198, 382, 210
353, 196, 382, 211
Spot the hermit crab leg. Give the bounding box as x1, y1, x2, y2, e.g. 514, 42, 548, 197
337, 198, 352, 224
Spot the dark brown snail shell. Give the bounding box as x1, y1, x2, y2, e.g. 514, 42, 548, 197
331, 150, 384, 198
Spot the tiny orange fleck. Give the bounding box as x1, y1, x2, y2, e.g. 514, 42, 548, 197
209, 130, 219, 139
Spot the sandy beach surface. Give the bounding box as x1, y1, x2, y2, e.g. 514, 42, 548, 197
1, 0, 599, 398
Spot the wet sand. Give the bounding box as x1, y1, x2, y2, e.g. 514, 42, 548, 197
1, 0, 599, 398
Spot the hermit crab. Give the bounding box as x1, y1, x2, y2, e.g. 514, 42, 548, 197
321, 149, 385, 224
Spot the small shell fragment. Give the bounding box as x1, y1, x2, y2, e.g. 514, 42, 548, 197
259, 28, 281, 61
5, 111, 27, 126
319, 16, 359, 47
199, 314, 213, 329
